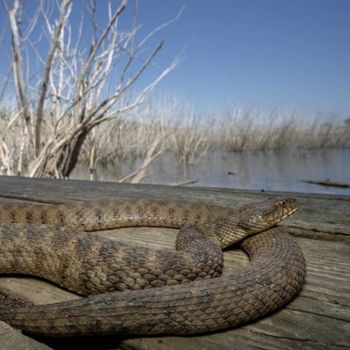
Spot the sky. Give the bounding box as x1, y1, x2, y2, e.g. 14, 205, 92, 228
0, 0, 349, 121
134, 0, 350, 120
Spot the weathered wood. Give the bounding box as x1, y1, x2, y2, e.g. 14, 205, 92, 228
0, 175, 349, 350
0, 321, 50, 350
0, 175, 348, 241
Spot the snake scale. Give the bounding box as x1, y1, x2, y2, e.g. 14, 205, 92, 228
0, 197, 306, 336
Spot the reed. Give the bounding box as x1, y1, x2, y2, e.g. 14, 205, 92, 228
215, 109, 350, 152
2, 100, 349, 180
1, 1, 347, 182
0, 0, 180, 179
76, 102, 350, 167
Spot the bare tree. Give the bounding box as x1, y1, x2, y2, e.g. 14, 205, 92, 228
1, 0, 180, 178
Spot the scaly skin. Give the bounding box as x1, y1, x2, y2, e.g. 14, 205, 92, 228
0, 197, 305, 336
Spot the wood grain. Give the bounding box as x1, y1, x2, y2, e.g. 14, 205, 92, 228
0, 175, 349, 349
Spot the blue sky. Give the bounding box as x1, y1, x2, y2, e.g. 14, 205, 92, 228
0, 0, 349, 120
134, 0, 350, 120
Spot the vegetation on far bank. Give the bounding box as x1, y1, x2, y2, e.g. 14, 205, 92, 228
80, 101, 350, 165
0, 1, 348, 182
1, 99, 350, 180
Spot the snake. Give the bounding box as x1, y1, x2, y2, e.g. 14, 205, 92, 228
0, 197, 306, 336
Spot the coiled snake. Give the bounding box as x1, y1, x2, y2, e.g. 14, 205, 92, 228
0, 197, 305, 336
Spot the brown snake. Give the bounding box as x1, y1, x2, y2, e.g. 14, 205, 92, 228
0, 197, 306, 336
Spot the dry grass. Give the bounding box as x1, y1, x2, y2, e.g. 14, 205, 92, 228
169, 115, 213, 165
80, 98, 214, 167
0, 0, 180, 179
214, 109, 350, 152
78, 103, 350, 168
1, 1, 347, 182
1, 101, 349, 178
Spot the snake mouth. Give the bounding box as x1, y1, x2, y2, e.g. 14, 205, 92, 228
240, 197, 298, 233
272, 206, 298, 225
265, 201, 298, 225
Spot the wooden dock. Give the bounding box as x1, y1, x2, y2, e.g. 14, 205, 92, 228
0, 175, 349, 350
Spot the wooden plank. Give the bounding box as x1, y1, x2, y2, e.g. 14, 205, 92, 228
0, 321, 51, 350
0, 175, 349, 349
0, 230, 349, 349
0, 175, 349, 241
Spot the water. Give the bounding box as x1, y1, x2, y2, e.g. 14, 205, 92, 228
72, 149, 350, 196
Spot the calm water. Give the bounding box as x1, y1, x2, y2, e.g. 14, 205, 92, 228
72, 149, 350, 196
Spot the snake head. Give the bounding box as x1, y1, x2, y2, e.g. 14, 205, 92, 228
237, 197, 298, 233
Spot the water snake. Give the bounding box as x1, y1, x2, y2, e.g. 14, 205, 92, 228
0, 197, 306, 336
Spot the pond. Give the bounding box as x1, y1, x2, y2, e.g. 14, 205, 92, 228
72, 149, 350, 196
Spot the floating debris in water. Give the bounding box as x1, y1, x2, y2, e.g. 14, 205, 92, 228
302, 178, 350, 188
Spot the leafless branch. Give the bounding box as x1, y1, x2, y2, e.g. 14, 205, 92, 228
2, 0, 181, 179
35, 0, 72, 156
118, 137, 164, 183
7, 0, 33, 140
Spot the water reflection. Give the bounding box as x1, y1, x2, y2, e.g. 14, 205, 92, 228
72, 149, 350, 195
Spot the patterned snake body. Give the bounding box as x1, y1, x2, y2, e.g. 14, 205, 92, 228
0, 197, 306, 336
